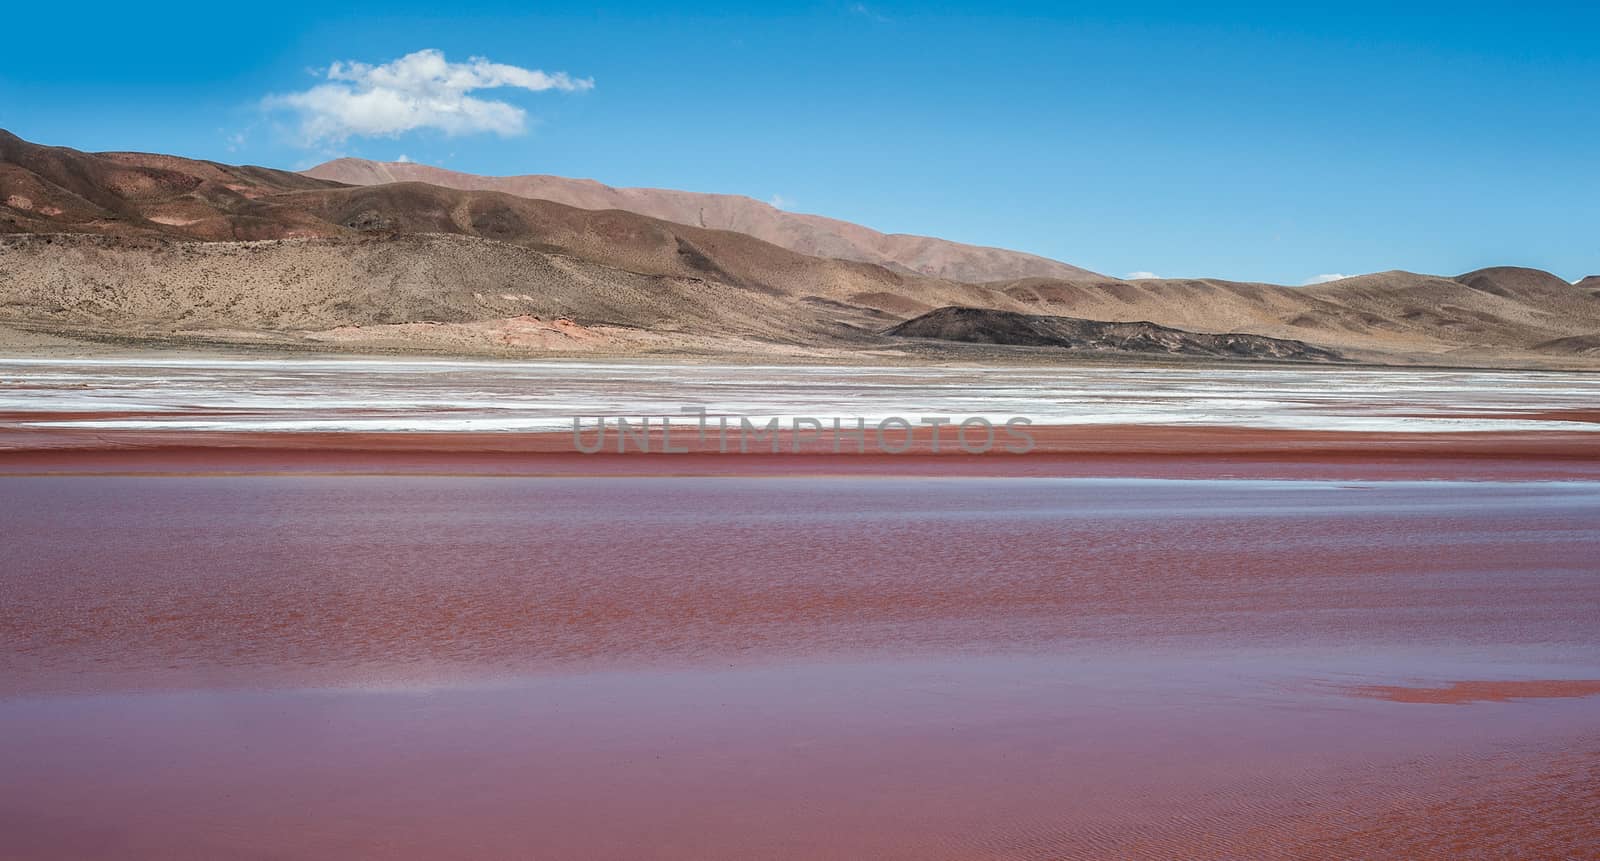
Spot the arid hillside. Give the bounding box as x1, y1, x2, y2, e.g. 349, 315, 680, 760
303, 158, 1102, 283
0, 232, 912, 356
2, 130, 1596, 366
2, 130, 1025, 311
986, 269, 1600, 364
0, 129, 343, 240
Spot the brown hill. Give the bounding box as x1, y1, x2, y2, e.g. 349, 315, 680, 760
988, 270, 1600, 362
303, 157, 1101, 283
0, 232, 907, 355
0, 129, 1007, 312
1455, 266, 1599, 318
256, 181, 990, 305
0, 129, 342, 240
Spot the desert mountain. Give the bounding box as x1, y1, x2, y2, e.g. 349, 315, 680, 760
0, 232, 913, 354
304, 158, 1100, 283
985, 268, 1600, 364
2, 130, 1596, 367
0, 129, 342, 240
0, 129, 1005, 309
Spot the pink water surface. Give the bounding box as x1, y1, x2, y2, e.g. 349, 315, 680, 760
3, 476, 1599, 858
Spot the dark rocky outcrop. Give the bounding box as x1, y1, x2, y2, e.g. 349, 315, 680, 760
886, 306, 1346, 361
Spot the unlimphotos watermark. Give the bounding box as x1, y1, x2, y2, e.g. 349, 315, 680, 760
572, 408, 1035, 454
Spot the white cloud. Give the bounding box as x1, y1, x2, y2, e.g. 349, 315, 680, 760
265, 49, 592, 145
1302, 273, 1352, 285
768, 193, 794, 210
395, 154, 413, 163
1125, 271, 1159, 280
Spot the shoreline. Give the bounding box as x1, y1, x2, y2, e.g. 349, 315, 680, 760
6, 335, 1600, 372
3, 424, 1597, 481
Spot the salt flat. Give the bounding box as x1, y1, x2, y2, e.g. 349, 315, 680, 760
3, 357, 1599, 433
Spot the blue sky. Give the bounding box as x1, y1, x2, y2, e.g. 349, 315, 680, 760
3, 1, 1595, 284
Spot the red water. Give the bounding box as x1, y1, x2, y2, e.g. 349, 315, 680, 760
3, 476, 1599, 859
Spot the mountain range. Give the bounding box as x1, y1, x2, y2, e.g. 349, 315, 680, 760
303, 158, 1101, 284
2, 129, 1595, 366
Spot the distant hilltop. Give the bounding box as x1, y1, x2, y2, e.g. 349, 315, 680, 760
304, 157, 1101, 284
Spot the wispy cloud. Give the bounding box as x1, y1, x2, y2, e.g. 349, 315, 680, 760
850, 3, 891, 23
1302, 273, 1351, 285
1125, 271, 1159, 280
768, 193, 794, 210
395, 154, 414, 163
264, 49, 592, 146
